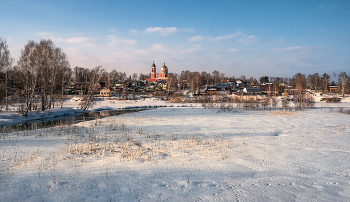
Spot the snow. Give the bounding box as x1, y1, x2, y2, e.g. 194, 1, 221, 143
0, 97, 191, 127
0, 96, 350, 201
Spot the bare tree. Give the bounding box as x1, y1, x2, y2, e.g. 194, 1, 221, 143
32, 39, 70, 110
200, 71, 209, 86
61, 64, 72, 108
74, 66, 89, 82
307, 73, 320, 91
212, 70, 219, 85
80, 66, 104, 110
49, 45, 70, 109
333, 71, 337, 85
179, 70, 190, 89
132, 73, 138, 82
138, 73, 147, 81
35, 40, 51, 110
16, 39, 70, 115
292, 73, 306, 94
320, 73, 330, 93
16, 40, 39, 116
166, 73, 174, 98
189, 71, 200, 93
0, 37, 13, 110
119, 72, 127, 81
219, 73, 225, 82
338, 72, 349, 97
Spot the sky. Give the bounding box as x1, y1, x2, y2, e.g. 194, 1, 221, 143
1, 0, 349, 80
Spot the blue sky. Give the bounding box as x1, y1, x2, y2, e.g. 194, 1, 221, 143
1, 0, 349, 80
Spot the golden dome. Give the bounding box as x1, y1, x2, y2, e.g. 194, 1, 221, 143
161, 62, 168, 70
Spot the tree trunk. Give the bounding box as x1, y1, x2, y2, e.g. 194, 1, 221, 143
5, 70, 8, 110
61, 81, 64, 108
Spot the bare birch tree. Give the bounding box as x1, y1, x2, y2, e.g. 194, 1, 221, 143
80, 66, 104, 110
321, 73, 330, 93
338, 72, 349, 97
58, 51, 71, 108
0, 37, 13, 110
16, 39, 70, 115
292, 73, 306, 94
212, 70, 219, 85
16, 40, 39, 116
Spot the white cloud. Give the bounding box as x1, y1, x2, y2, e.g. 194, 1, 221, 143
130, 29, 138, 34
189, 35, 204, 41
183, 28, 195, 33
66, 37, 91, 44
107, 35, 137, 46
108, 28, 117, 32
264, 38, 284, 45
6, 38, 13, 44
145, 27, 178, 35
228, 48, 239, 52
237, 34, 259, 44
274, 46, 323, 55
150, 43, 165, 51
63, 47, 91, 63
37, 32, 53, 36
150, 44, 179, 53
35, 32, 64, 43
149, 43, 199, 55
274, 46, 308, 52
49, 37, 64, 43
190, 32, 242, 42
211, 32, 242, 41
144, 27, 194, 35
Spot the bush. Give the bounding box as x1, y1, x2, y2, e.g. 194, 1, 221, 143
171, 97, 183, 103
293, 95, 315, 110
338, 107, 350, 115
320, 97, 341, 103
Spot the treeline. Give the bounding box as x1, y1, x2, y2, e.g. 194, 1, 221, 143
281, 72, 349, 96
15, 39, 71, 115
176, 70, 349, 96
1, 38, 152, 114
0, 37, 349, 114
0, 38, 132, 114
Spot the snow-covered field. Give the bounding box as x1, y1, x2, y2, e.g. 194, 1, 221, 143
1, 97, 350, 201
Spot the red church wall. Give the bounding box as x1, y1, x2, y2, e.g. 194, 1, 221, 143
146, 61, 168, 82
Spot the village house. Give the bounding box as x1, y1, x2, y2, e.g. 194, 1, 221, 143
99, 88, 116, 97
329, 85, 339, 93
242, 87, 261, 95
260, 83, 279, 95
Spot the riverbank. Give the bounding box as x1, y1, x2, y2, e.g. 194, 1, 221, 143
0, 97, 201, 127
1, 95, 350, 128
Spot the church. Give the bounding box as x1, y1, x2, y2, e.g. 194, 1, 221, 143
146, 61, 169, 82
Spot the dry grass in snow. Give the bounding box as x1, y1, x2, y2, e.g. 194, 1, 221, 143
0, 107, 350, 201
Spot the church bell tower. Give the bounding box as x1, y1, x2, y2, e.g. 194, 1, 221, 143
151, 61, 156, 79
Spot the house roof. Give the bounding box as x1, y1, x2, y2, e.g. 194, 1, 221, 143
243, 87, 261, 92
